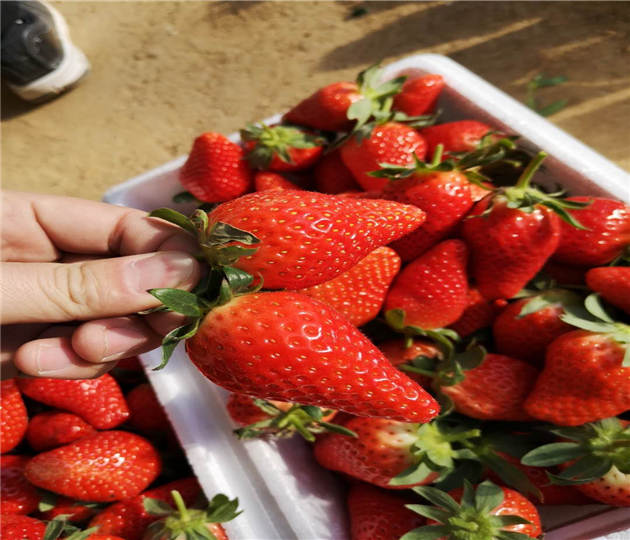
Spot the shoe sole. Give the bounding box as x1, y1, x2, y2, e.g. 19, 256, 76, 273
7, 1, 90, 101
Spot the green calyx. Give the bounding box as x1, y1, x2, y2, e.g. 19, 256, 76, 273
521, 417, 630, 485
515, 288, 585, 319
143, 490, 242, 540
234, 400, 357, 442
401, 481, 533, 540
42, 518, 107, 540
241, 123, 325, 169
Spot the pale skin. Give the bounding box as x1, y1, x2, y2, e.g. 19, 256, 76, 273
1, 190, 201, 379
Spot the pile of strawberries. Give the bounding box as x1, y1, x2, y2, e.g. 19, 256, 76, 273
0, 360, 240, 539
154, 63, 629, 539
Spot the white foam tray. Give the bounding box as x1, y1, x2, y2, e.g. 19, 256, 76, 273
103, 54, 630, 540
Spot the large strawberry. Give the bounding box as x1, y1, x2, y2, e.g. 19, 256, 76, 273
26, 411, 96, 451
313, 149, 361, 194
420, 120, 496, 158
178, 132, 253, 203
0, 378, 28, 453
586, 266, 630, 315
552, 196, 630, 266
0, 514, 46, 539
298, 246, 401, 327
1, 455, 39, 514
521, 418, 630, 506
384, 239, 469, 330
17, 374, 129, 430
347, 482, 425, 540
403, 481, 542, 539
392, 73, 444, 117
340, 122, 427, 192
523, 295, 630, 425
25, 431, 161, 502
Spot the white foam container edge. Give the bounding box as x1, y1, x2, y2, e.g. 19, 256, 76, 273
103, 54, 630, 540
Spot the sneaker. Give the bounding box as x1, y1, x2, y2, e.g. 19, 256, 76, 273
1, 0, 89, 101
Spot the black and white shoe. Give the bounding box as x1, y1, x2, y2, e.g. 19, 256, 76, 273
1, 0, 89, 101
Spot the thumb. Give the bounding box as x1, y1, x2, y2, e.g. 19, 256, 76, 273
1, 251, 200, 324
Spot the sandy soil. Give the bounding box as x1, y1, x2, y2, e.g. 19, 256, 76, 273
2, 1, 629, 201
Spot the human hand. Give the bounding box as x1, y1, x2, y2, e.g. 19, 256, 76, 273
1, 191, 201, 379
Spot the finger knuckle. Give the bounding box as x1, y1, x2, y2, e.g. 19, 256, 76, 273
51, 263, 104, 319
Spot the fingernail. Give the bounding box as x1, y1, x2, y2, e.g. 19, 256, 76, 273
102, 325, 150, 362
125, 251, 198, 293
35, 343, 69, 375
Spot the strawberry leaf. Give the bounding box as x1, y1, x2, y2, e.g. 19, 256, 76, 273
521, 442, 586, 466
148, 288, 205, 317
550, 455, 613, 484
149, 208, 196, 234
400, 524, 451, 540
206, 494, 242, 523
405, 505, 452, 523
474, 480, 504, 513
411, 485, 461, 512
390, 461, 436, 486
143, 497, 175, 516
155, 320, 201, 370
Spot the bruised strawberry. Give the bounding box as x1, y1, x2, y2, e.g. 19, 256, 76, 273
254, 171, 302, 192
420, 120, 496, 158
0, 379, 28, 453
17, 374, 129, 430
586, 266, 630, 315
392, 74, 444, 117
179, 132, 253, 203
26, 411, 96, 451
313, 149, 361, 194
1, 455, 39, 514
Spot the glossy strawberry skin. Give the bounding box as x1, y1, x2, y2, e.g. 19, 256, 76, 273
0, 379, 28, 453
208, 190, 426, 289
392, 74, 444, 117
226, 393, 291, 426
314, 149, 361, 194
186, 292, 439, 423
461, 197, 561, 300
420, 120, 494, 158
340, 122, 427, 192
524, 330, 630, 426
448, 287, 501, 337
0, 514, 46, 539
26, 411, 97, 451
25, 431, 161, 502
179, 132, 253, 203
347, 482, 425, 540
89, 478, 200, 540
298, 246, 401, 327
17, 374, 129, 430
385, 239, 469, 329
254, 171, 301, 192
126, 383, 170, 435
382, 170, 474, 261
283, 81, 361, 132
586, 267, 630, 314
243, 139, 323, 172
553, 197, 630, 266
1, 455, 39, 514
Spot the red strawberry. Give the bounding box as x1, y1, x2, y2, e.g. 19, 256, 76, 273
0, 379, 28, 453
384, 239, 469, 329
89, 478, 200, 540
126, 383, 170, 435
242, 124, 324, 171
206, 190, 426, 289
586, 266, 630, 314
409, 481, 542, 538
25, 431, 161, 502
26, 411, 97, 451
298, 246, 401, 327
448, 287, 500, 338
347, 483, 425, 540
1, 455, 39, 514
0, 514, 46, 539
254, 171, 302, 192
392, 73, 444, 117
378, 338, 440, 388
226, 393, 292, 425
179, 132, 253, 203
420, 120, 495, 158
313, 149, 361, 194
340, 122, 427, 192
541, 260, 587, 286
186, 291, 439, 423
38, 495, 97, 524
552, 197, 630, 266
492, 290, 581, 367
17, 374, 129, 430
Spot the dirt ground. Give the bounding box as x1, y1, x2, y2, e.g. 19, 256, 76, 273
2, 1, 629, 201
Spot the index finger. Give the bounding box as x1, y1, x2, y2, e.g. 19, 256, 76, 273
2, 190, 197, 262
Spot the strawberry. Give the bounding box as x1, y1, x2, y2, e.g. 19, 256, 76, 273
38, 495, 97, 524
254, 171, 302, 192
26, 411, 97, 451
340, 122, 427, 192
0, 514, 46, 539
392, 73, 444, 117
541, 260, 587, 286
241, 124, 324, 171
185, 291, 439, 423
492, 289, 582, 367
461, 152, 586, 300
1, 455, 40, 514
204, 189, 426, 289
378, 338, 441, 388
227, 393, 292, 426
404, 481, 542, 539
313, 149, 361, 194
25, 431, 161, 502
448, 287, 500, 338
17, 374, 129, 430
384, 239, 469, 329
521, 418, 630, 506
524, 295, 630, 425
298, 246, 401, 327
420, 120, 496, 158
0, 378, 28, 453
126, 383, 170, 435
586, 266, 630, 314
179, 132, 253, 203
552, 196, 630, 266
347, 482, 425, 540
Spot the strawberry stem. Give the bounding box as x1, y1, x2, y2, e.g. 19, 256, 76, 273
171, 490, 189, 521
515, 151, 547, 190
